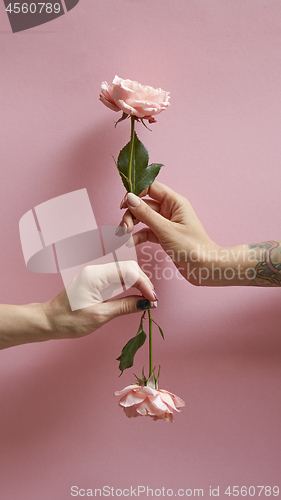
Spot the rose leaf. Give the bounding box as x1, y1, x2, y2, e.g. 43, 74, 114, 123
116, 312, 147, 374
134, 163, 164, 196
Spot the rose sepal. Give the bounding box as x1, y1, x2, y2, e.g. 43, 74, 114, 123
134, 366, 161, 389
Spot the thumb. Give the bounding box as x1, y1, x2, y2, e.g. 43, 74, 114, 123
126, 192, 170, 238
99, 295, 156, 322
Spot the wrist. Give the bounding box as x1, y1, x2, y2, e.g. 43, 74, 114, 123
204, 245, 257, 286
177, 243, 257, 286
41, 296, 68, 341
0, 303, 53, 350
174, 240, 222, 286
41, 291, 84, 340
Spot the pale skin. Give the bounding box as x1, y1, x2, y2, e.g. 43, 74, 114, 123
0, 262, 157, 350
118, 181, 281, 287
2, 181, 279, 350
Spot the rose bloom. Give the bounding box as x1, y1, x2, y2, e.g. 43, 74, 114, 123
100, 75, 170, 123
115, 384, 185, 422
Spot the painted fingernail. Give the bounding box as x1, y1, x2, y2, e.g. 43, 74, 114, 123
125, 235, 134, 248
120, 195, 127, 209
152, 301, 158, 308
152, 290, 159, 301
115, 223, 127, 236
137, 299, 151, 310
127, 192, 141, 207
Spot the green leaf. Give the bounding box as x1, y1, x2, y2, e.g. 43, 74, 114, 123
116, 312, 147, 374
134, 163, 163, 196
117, 139, 133, 192
119, 170, 130, 186
152, 318, 164, 339
117, 132, 163, 195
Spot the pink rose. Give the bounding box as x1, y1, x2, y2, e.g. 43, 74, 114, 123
115, 384, 185, 422
99, 76, 170, 123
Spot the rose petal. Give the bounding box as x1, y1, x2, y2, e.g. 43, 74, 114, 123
119, 391, 147, 408
116, 100, 145, 118
162, 412, 174, 422
136, 399, 164, 417
114, 384, 140, 397
100, 81, 114, 99
121, 78, 147, 100
147, 90, 170, 104
157, 392, 178, 411
148, 394, 172, 412
141, 386, 159, 397
105, 77, 170, 120
159, 389, 185, 409
136, 106, 159, 114
99, 94, 120, 112
135, 401, 150, 416
112, 84, 134, 107
123, 406, 139, 418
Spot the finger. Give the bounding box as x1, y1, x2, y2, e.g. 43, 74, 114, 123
121, 193, 159, 210
120, 181, 182, 209
126, 228, 159, 247
117, 261, 157, 302
119, 189, 149, 209
148, 181, 183, 204
92, 261, 156, 301
66, 262, 158, 312
122, 192, 171, 240
97, 294, 157, 322
121, 200, 161, 233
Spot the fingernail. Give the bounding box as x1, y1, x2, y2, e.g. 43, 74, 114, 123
152, 301, 158, 308
127, 192, 141, 207
115, 223, 127, 236
120, 195, 127, 209
152, 290, 159, 301
125, 235, 134, 248
137, 299, 151, 310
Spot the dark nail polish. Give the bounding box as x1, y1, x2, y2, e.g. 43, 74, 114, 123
137, 299, 151, 310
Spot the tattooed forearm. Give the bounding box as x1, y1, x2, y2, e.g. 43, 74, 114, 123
249, 240, 281, 286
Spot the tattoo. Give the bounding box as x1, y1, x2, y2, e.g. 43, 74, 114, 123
249, 240, 281, 286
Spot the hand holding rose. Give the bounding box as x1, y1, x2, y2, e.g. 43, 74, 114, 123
0, 262, 157, 350
119, 181, 281, 287
119, 181, 220, 286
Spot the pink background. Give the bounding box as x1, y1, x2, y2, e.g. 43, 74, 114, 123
0, 0, 281, 498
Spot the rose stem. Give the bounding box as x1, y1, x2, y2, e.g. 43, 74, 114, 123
148, 310, 153, 377
127, 116, 135, 192
128, 115, 154, 380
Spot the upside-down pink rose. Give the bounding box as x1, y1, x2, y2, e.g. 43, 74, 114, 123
115, 384, 185, 422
